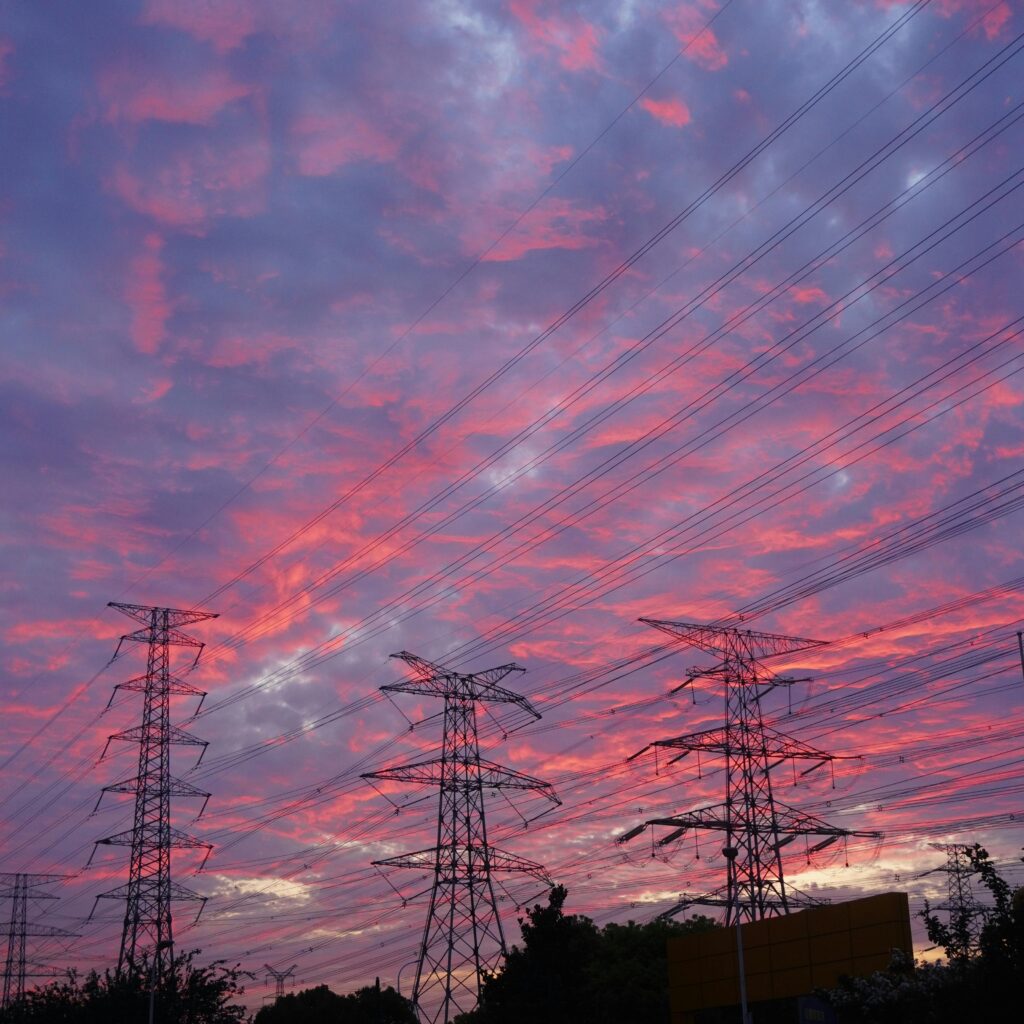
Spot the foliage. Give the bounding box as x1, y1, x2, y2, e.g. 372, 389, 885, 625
824, 845, 1024, 1022
252, 982, 416, 1024
0, 949, 248, 1024
456, 885, 717, 1024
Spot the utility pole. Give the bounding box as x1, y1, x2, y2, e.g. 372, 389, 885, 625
0, 873, 74, 1008
264, 963, 297, 1001
88, 602, 216, 980
620, 619, 879, 923
363, 652, 560, 1024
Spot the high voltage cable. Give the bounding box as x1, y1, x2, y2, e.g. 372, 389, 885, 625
193, 142, 1024, 704
115, 0, 744, 605
9, 380, 1024, 884
195, 0, 932, 610
9, 516, 1024, 892
0, 0, 747, 783
0, 2, 974, 798
197, 0, 998, 667
201, 29, 1023, 676
396, 236, 1024, 668
14, 0, 1024, 974
205, 29, 1016, 658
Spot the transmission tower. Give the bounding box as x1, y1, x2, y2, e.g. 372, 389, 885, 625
362, 652, 560, 1024
619, 619, 879, 924
0, 874, 74, 1008
925, 843, 987, 962
264, 963, 297, 1001
88, 602, 217, 978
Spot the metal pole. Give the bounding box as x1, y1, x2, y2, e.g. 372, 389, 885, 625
734, 911, 751, 1024
724, 846, 751, 1024
1016, 631, 1024, 683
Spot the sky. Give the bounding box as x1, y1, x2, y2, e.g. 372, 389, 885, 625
1, 0, 1023, 1011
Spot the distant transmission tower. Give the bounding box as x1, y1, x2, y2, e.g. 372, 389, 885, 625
620, 619, 879, 924
89, 602, 217, 977
264, 963, 297, 1001
362, 652, 560, 1024
0, 874, 74, 1008
926, 843, 986, 962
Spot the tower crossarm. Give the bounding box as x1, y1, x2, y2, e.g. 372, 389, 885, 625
98, 775, 210, 814
372, 847, 439, 871
93, 880, 208, 924
110, 673, 206, 701
771, 803, 882, 841
620, 803, 880, 846
96, 879, 207, 903
484, 846, 552, 882
655, 884, 797, 922
374, 845, 550, 883
640, 618, 826, 661
363, 758, 559, 801
632, 726, 850, 769
0, 874, 67, 892
0, 923, 75, 939
95, 826, 212, 854
109, 602, 218, 631
102, 723, 208, 752
384, 652, 539, 718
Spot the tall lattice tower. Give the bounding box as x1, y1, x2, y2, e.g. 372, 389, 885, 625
619, 619, 879, 924
927, 843, 987, 962
264, 963, 297, 1001
363, 652, 560, 1024
0, 873, 74, 1007
89, 602, 216, 977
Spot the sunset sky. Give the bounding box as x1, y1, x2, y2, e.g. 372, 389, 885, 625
2, 0, 1023, 1011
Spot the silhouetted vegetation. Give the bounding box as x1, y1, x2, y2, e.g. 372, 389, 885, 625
824, 845, 1023, 1021
0, 949, 248, 1023
455, 885, 717, 1024
252, 981, 415, 1024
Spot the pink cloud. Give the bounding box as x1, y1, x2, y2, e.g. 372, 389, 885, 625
979, 1, 1012, 39
140, 0, 257, 54
876, 0, 1012, 39
791, 285, 828, 305
139, 0, 337, 53
292, 111, 399, 176
479, 197, 607, 262
640, 95, 692, 128
125, 233, 170, 354
509, 0, 603, 72
204, 332, 298, 369
134, 376, 175, 403
666, 3, 729, 71
107, 133, 270, 228
98, 65, 253, 126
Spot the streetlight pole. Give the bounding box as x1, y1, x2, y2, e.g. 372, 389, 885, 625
723, 846, 752, 1024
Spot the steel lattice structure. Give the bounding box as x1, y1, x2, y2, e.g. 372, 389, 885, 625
926, 843, 987, 962
620, 619, 879, 925
363, 652, 560, 1024
0, 874, 74, 1008
264, 963, 297, 1001
89, 602, 216, 978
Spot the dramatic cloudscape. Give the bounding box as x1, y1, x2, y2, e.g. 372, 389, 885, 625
1, 0, 1022, 1010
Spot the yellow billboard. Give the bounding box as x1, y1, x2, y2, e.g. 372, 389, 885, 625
667, 892, 912, 1022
